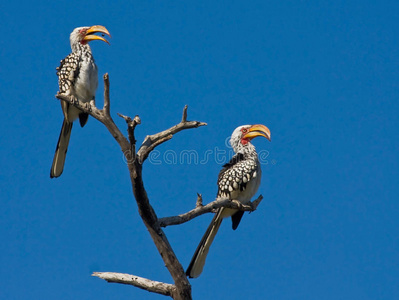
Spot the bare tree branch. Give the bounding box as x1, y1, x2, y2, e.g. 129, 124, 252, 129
196, 193, 203, 207
92, 272, 174, 297
181, 104, 188, 123
158, 195, 263, 227
56, 74, 208, 300
103, 73, 111, 116
126, 163, 192, 300
117, 113, 141, 166
55, 74, 131, 154
137, 105, 207, 163
117, 113, 141, 146
140, 134, 173, 162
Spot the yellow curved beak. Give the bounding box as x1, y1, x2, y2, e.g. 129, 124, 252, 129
243, 124, 271, 141
83, 25, 111, 44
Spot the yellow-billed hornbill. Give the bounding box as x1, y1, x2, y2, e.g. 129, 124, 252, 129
186, 124, 271, 278
50, 25, 111, 178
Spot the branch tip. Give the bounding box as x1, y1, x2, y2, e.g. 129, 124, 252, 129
196, 193, 203, 207
249, 195, 263, 212
181, 105, 188, 123
117, 113, 141, 127
117, 112, 132, 122
133, 115, 141, 125
92, 272, 175, 297
103, 73, 110, 115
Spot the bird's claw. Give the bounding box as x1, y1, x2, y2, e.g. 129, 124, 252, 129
70, 96, 79, 105
84, 102, 91, 112
231, 199, 254, 211
231, 199, 243, 209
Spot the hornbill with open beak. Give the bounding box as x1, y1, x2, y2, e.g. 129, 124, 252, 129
50, 25, 111, 178
186, 124, 271, 278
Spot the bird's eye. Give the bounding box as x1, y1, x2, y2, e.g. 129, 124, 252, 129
241, 128, 248, 134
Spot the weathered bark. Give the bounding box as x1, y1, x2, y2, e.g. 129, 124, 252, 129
56, 73, 263, 300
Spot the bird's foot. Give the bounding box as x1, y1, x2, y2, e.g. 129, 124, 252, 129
84, 102, 91, 112
231, 199, 244, 209
70, 96, 79, 106
231, 199, 254, 211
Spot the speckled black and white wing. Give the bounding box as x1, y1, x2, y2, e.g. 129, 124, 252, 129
217, 153, 260, 199
217, 153, 261, 230
56, 52, 81, 94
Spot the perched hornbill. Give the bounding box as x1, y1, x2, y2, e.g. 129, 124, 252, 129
50, 25, 111, 178
186, 124, 271, 278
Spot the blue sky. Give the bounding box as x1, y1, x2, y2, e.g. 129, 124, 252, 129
1, 1, 398, 299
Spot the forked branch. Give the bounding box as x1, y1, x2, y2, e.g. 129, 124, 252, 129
55, 74, 213, 300
158, 195, 263, 227
55, 73, 131, 153
137, 105, 207, 162
56, 73, 265, 299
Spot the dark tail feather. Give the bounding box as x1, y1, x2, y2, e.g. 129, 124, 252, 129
79, 113, 89, 127
50, 120, 73, 178
186, 208, 224, 278
231, 211, 245, 230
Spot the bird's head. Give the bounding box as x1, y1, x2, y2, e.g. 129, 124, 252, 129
70, 25, 111, 49
230, 124, 271, 154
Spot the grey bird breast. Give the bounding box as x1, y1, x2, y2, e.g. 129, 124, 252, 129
75, 59, 98, 102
